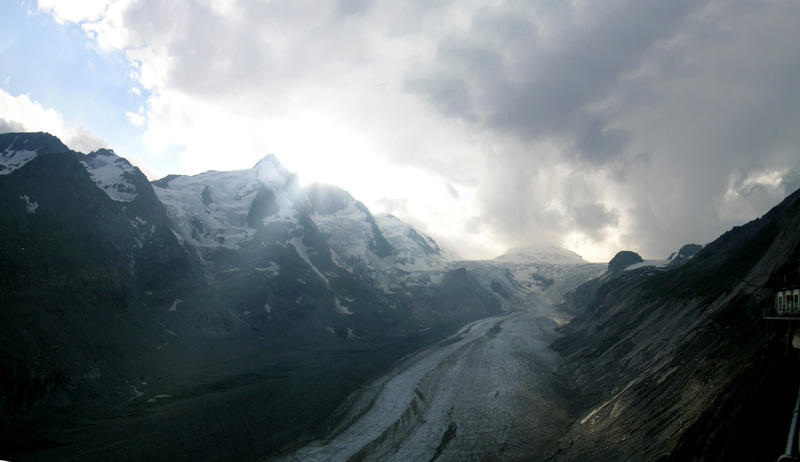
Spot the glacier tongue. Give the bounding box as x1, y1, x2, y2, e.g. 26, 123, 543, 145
276, 310, 568, 462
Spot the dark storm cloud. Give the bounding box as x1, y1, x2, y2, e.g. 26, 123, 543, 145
405, 0, 700, 164
571, 202, 620, 241
337, 0, 370, 16
402, 0, 800, 259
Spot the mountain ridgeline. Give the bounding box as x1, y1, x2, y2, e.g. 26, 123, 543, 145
0, 132, 603, 460
3, 131, 798, 461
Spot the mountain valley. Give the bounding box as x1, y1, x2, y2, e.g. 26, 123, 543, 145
2, 131, 799, 461
0, 133, 601, 461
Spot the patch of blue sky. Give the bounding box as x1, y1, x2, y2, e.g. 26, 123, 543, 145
0, 1, 148, 152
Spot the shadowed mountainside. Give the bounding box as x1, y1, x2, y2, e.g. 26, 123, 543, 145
549, 187, 800, 461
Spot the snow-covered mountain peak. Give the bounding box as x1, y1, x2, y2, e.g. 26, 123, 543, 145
155, 169, 260, 250
153, 155, 305, 253
80, 149, 139, 202
253, 154, 291, 192
494, 246, 586, 265
252, 153, 282, 168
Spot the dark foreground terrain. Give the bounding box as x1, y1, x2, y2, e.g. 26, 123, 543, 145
4, 331, 449, 461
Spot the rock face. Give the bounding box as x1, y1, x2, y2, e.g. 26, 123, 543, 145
607, 250, 643, 273
0, 132, 213, 415
668, 243, 703, 266
549, 187, 800, 461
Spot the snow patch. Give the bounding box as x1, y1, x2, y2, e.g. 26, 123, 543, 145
130, 385, 145, 401
19, 195, 38, 213
255, 262, 280, 276
168, 299, 183, 312
334, 297, 353, 315
290, 236, 329, 286
80, 151, 138, 202
264, 303, 272, 314
625, 260, 670, 271
0, 147, 38, 174
428, 272, 445, 285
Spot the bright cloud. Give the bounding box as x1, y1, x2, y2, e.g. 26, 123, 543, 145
37, 0, 110, 24
0, 90, 65, 137
0, 89, 109, 153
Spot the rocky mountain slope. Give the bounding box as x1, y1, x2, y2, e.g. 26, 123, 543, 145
548, 187, 800, 461
0, 132, 602, 461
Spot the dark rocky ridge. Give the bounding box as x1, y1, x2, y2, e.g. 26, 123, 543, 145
549, 187, 800, 461
607, 250, 643, 273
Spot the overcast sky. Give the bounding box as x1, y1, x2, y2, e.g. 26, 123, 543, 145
2, 0, 799, 262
